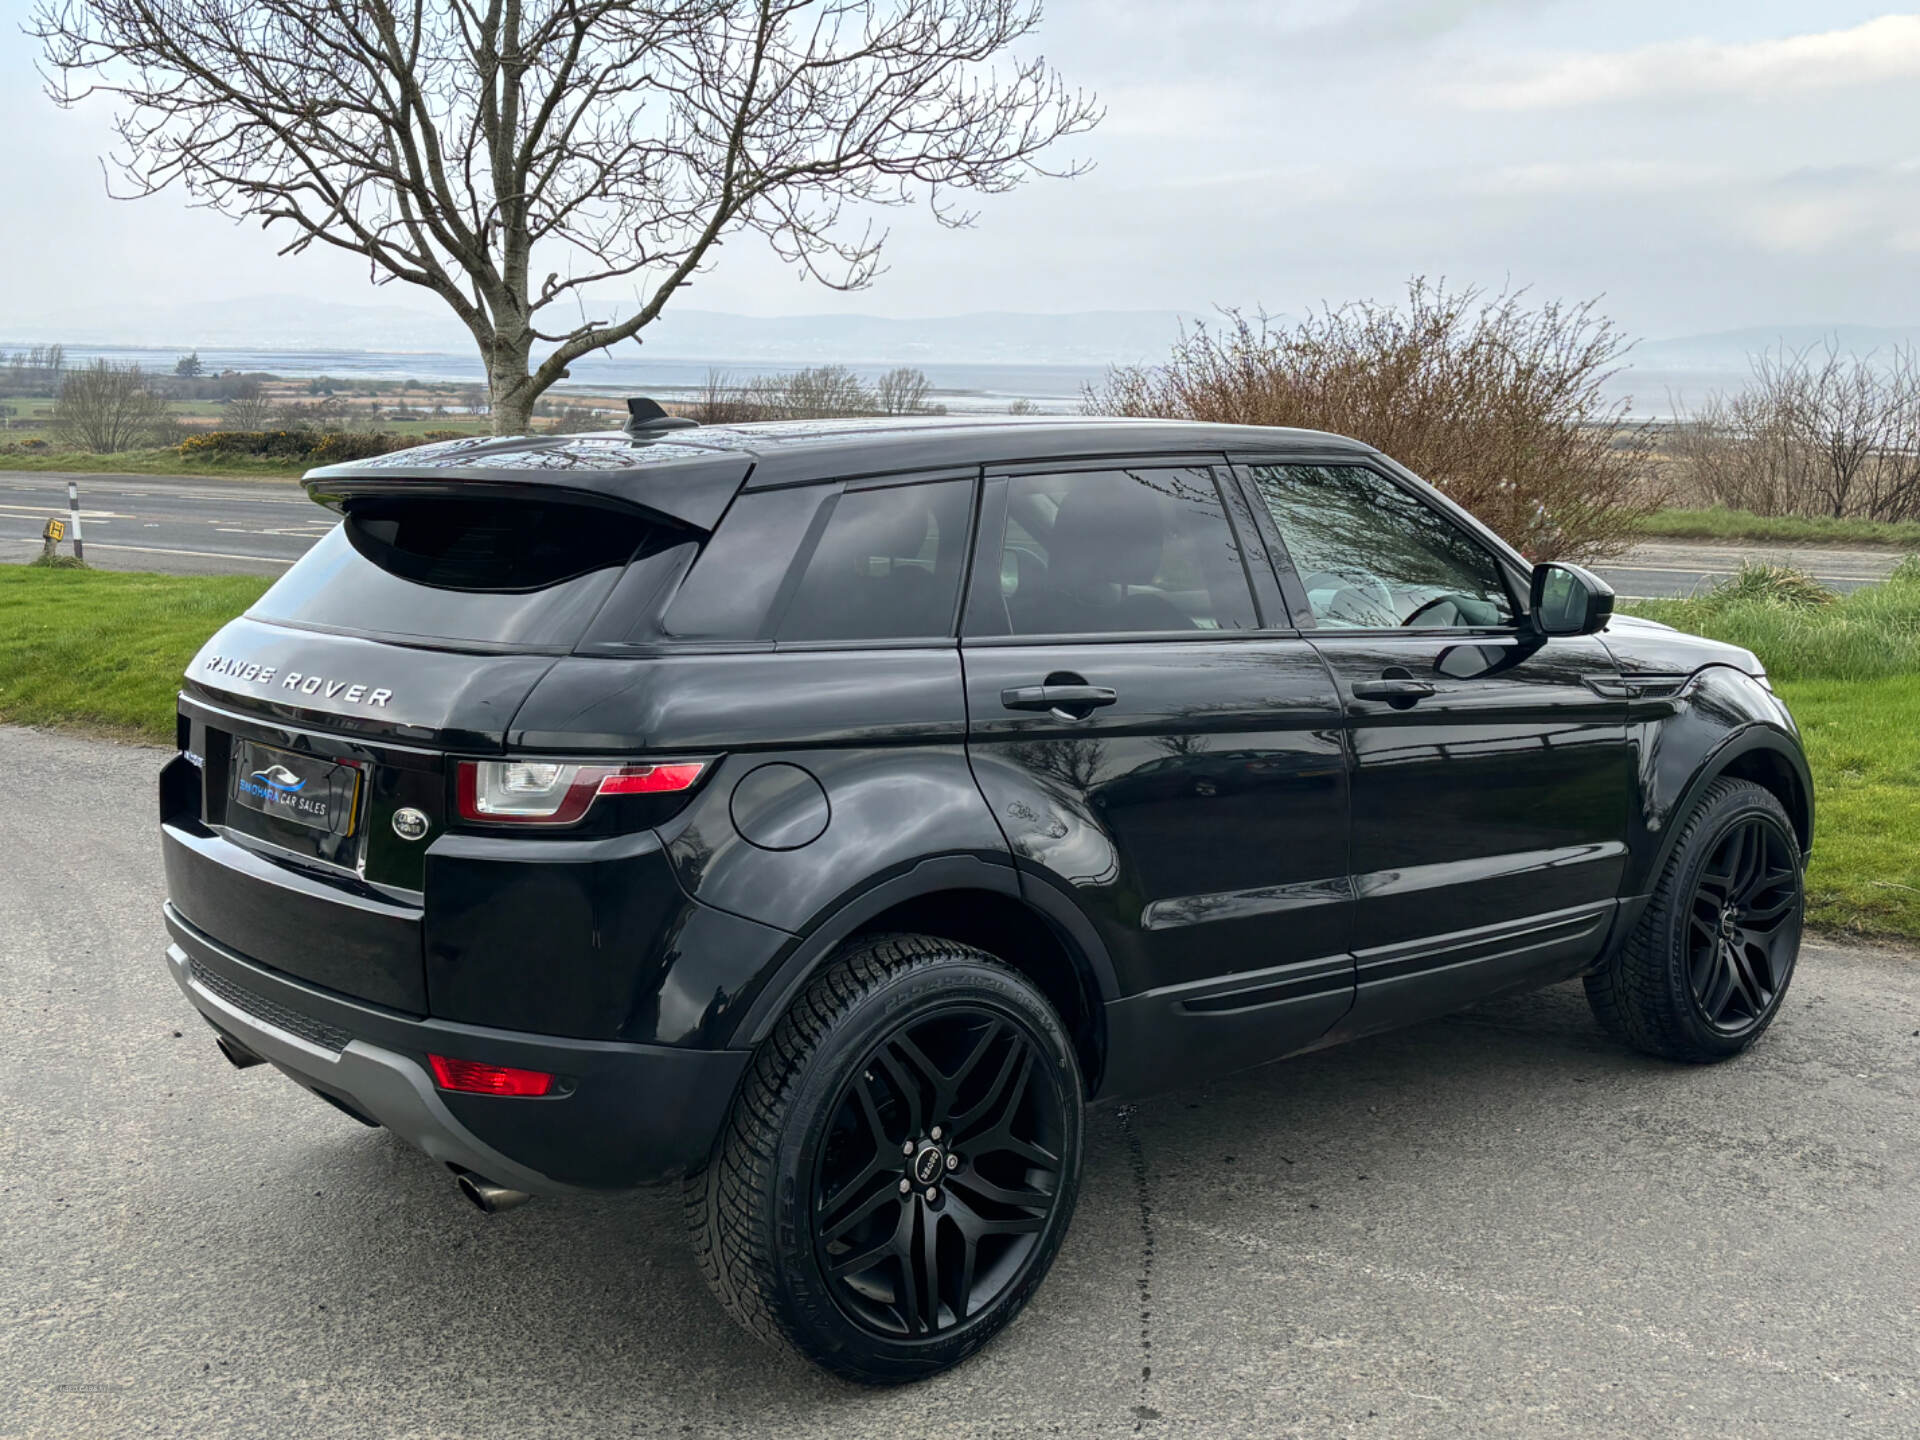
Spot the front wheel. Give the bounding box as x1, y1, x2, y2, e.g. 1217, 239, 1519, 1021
1585, 777, 1804, 1062
686, 933, 1084, 1384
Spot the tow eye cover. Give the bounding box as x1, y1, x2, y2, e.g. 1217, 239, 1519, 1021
730, 763, 830, 851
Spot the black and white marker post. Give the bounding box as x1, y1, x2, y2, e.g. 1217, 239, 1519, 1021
66, 478, 84, 563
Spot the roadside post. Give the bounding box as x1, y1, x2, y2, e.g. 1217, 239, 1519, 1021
66, 478, 85, 563
40, 516, 66, 561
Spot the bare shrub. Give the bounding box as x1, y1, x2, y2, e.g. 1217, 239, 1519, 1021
1086, 279, 1658, 561
223, 379, 272, 431
1672, 344, 1920, 522
52, 360, 170, 452
771, 365, 877, 419
687, 365, 917, 423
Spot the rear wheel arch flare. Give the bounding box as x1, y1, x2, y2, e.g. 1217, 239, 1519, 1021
848, 889, 1109, 1096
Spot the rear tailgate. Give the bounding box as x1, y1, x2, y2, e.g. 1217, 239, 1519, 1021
162, 468, 740, 1015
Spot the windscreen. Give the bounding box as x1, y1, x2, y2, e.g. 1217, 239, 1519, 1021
249, 496, 665, 650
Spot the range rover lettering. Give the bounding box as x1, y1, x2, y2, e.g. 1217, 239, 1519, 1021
158, 407, 1811, 1383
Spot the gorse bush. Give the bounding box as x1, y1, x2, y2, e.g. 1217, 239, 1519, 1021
1085, 278, 1658, 561
1625, 558, 1920, 684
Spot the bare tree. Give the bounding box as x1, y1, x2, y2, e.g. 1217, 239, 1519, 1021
52, 359, 171, 452
34, 0, 1099, 435
1672, 343, 1920, 522
874, 365, 932, 414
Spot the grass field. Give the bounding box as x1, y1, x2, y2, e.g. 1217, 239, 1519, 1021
0, 567, 272, 739
1634, 507, 1920, 548
1, 561, 1915, 941
0, 447, 310, 478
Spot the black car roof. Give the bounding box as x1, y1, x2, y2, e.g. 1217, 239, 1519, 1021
304, 415, 1374, 530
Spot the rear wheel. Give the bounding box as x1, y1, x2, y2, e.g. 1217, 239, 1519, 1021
686, 933, 1084, 1384
1585, 777, 1804, 1062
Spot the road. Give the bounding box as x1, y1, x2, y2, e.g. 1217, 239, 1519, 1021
3, 722, 1917, 1439
0, 472, 324, 576
2, 470, 1911, 595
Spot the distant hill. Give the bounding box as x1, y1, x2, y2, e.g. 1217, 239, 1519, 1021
0, 294, 1209, 367
1635, 326, 1920, 371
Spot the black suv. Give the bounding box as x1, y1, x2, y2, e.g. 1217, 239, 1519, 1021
160, 412, 1811, 1382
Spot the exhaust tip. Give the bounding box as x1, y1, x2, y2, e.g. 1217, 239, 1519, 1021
214, 1033, 266, 1069
455, 1171, 531, 1215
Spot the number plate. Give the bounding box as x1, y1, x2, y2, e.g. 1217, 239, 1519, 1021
230, 741, 361, 837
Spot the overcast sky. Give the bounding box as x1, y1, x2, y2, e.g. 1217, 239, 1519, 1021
2, 1, 1915, 340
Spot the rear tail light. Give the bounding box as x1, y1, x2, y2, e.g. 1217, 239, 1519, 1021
455, 759, 705, 825
428, 1054, 556, 1097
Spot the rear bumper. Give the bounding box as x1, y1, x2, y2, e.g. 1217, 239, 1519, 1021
164, 904, 749, 1194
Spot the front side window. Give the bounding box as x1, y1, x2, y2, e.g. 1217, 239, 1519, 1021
975, 467, 1259, 637
1247, 464, 1515, 629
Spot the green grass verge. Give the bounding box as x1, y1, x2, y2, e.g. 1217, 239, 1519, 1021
1623, 557, 1920, 683
1635, 507, 1920, 548
0, 448, 308, 479
1, 563, 1915, 941
0, 567, 271, 740
1622, 560, 1920, 940
1776, 676, 1920, 940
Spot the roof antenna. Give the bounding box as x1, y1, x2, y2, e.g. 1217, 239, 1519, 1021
624, 395, 699, 438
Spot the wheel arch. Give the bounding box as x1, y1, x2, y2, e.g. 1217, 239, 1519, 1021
728, 858, 1117, 1095
1650, 724, 1814, 888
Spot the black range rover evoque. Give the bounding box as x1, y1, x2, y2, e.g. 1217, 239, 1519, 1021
160, 407, 1811, 1382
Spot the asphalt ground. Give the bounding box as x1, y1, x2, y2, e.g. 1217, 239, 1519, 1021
2, 722, 1917, 1438
2, 471, 1910, 595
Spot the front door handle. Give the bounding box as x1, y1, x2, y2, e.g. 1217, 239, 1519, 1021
1001, 684, 1118, 713
1351, 668, 1436, 708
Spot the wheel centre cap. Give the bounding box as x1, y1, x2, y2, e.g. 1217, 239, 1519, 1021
910, 1143, 946, 1187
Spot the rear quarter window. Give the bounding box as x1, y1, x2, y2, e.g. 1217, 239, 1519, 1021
660, 477, 974, 645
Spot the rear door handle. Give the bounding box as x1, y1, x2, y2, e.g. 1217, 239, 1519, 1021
1350, 678, 1436, 702
1001, 684, 1118, 713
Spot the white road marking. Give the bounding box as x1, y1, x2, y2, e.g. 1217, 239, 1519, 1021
9, 537, 292, 565
0, 503, 123, 520
1600, 561, 1889, 582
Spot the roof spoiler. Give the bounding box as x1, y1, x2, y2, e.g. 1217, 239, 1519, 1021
302, 447, 748, 533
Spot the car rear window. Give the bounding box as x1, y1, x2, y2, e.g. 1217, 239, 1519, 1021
249, 497, 664, 651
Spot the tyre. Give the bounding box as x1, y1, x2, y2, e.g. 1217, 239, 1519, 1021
1585, 777, 1804, 1062
686, 933, 1085, 1384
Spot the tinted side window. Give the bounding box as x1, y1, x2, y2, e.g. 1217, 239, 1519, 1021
975, 467, 1258, 637
661, 486, 828, 641
777, 479, 972, 643
1248, 464, 1514, 629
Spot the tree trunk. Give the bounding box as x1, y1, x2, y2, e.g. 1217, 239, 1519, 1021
487, 328, 538, 436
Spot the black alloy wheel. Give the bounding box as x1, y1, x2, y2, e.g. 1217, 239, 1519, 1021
812, 1006, 1069, 1339
1585, 777, 1804, 1062
1686, 815, 1800, 1034
687, 934, 1084, 1384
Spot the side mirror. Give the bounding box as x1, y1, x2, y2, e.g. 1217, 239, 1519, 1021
1529, 561, 1615, 637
